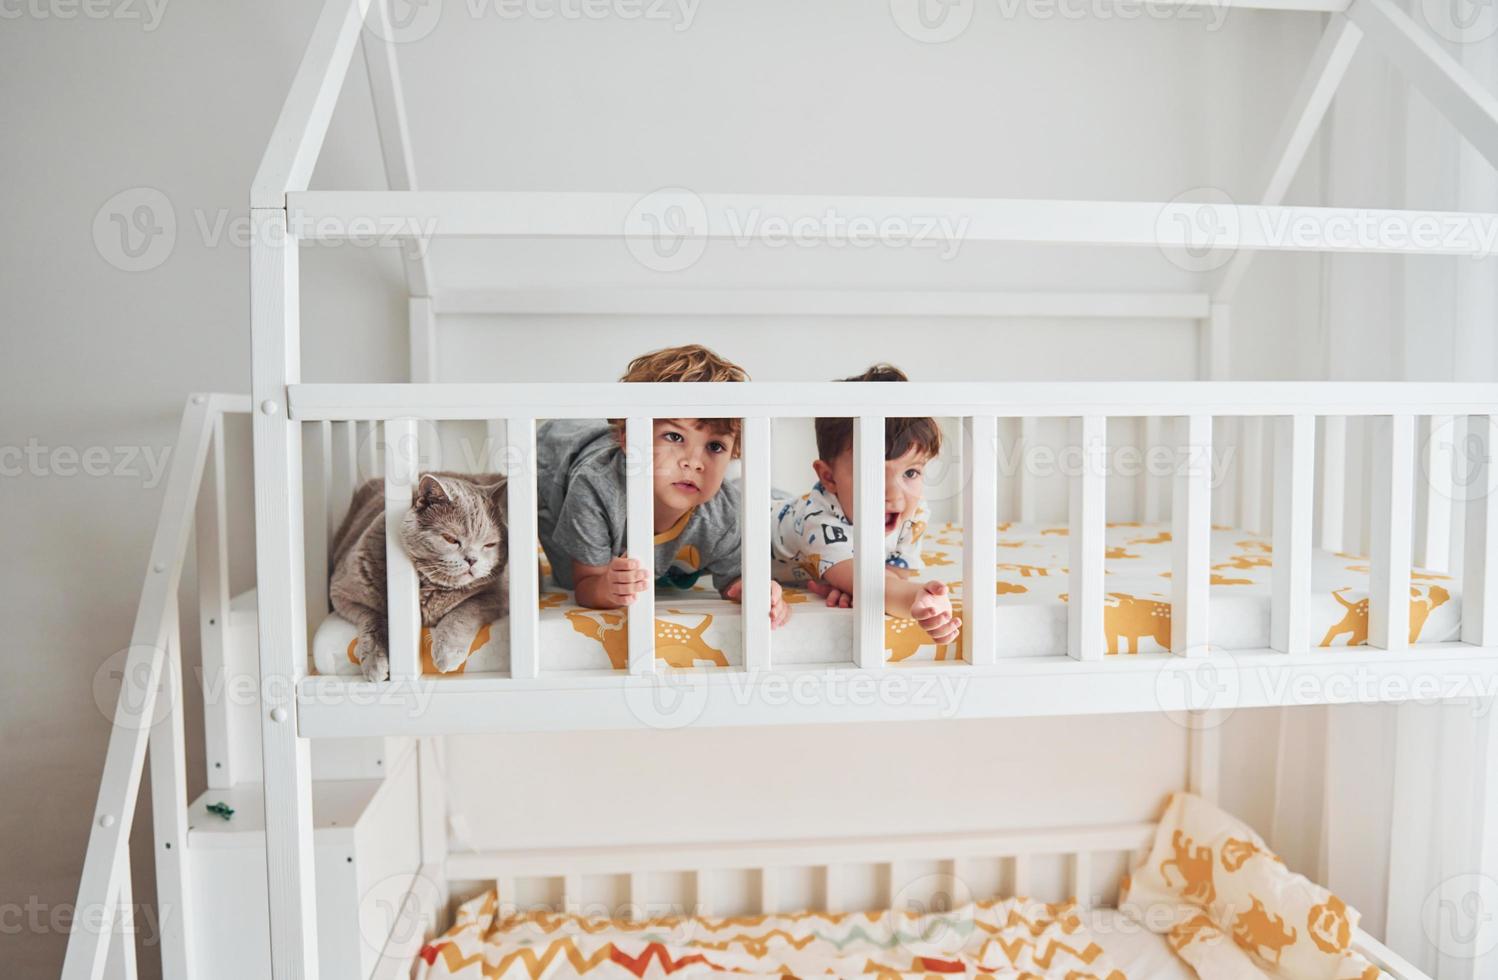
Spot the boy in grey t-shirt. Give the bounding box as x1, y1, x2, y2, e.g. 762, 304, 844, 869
535, 345, 789, 627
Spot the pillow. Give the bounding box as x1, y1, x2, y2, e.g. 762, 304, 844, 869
1119, 792, 1381, 980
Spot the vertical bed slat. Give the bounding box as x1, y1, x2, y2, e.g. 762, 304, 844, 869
329, 420, 359, 540
506, 418, 540, 680
485, 419, 508, 474
196, 411, 234, 789
116, 852, 137, 980
1187, 720, 1222, 803
854, 416, 886, 669
385, 419, 423, 680
1011, 854, 1030, 897
625, 417, 656, 675
1239, 417, 1265, 534
303, 420, 332, 638
1214, 417, 1239, 528
1418, 415, 1454, 572
1271, 415, 1315, 654
362, 419, 381, 479
563, 874, 582, 915
1171, 415, 1212, 657
1070, 851, 1092, 907
1464, 415, 1498, 646
1067, 416, 1106, 660
963, 415, 998, 665
759, 868, 776, 915
1143, 416, 1165, 523
1320, 416, 1348, 552
741, 417, 772, 671
1018, 417, 1040, 523
823, 865, 841, 913
149, 597, 193, 978
1369, 415, 1415, 650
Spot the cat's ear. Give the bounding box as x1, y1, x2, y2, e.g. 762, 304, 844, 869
413, 474, 450, 512
484, 480, 508, 521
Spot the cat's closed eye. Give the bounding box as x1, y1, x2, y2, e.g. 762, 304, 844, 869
483, 540, 499, 549
441, 533, 459, 545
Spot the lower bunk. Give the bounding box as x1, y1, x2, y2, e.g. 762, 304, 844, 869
386, 793, 1424, 980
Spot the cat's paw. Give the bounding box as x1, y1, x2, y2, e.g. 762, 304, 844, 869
430, 624, 472, 673
356, 633, 389, 682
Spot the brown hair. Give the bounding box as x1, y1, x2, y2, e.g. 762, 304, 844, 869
814, 364, 943, 463
609, 344, 748, 450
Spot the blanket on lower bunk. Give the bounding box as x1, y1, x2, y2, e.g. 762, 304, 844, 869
413, 794, 1382, 980
313, 521, 1461, 675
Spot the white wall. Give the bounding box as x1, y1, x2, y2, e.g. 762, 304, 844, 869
13, 0, 1492, 977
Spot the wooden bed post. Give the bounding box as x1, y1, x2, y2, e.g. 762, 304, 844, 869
251, 208, 322, 979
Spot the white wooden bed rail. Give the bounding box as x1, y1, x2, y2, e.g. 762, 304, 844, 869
282, 381, 1498, 689
62, 393, 251, 980
361, 823, 1427, 980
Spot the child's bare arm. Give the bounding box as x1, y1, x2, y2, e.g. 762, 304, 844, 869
813, 561, 960, 642
572, 556, 648, 609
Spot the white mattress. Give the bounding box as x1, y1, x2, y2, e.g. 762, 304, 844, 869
312, 520, 1462, 675
1090, 907, 1198, 980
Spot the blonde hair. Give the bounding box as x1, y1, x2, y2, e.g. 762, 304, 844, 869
610, 344, 748, 450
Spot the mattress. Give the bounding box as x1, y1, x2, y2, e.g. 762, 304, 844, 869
311, 520, 1462, 675
413, 892, 1198, 980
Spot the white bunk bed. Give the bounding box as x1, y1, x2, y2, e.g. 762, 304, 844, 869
62, 0, 1498, 977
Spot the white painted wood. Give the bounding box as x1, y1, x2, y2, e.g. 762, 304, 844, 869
823, 865, 842, 912
1354, 928, 1432, 980
246, 208, 320, 980
1369, 415, 1415, 650
758, 868, 776, 914
1171, 415, 1212, 657
384, 419, 422, 681
149, 597, 194, 980
1348, 0, 1498, 173
251, 0, 372, 207
1239, 417, 1265, 534
289, 380, 1498, 423
197, 410, 234, 789
854, 417, 886, 669
625, 418, 655, 675
416, 739, 449, 913
1384, 702, 1440, 964
329, 421, 359, 543
1215, 417, 1239, 527
1473, 694, 1498, 979
1068, 416, 1106, 660
485, 419, 508, 473
361, 0, 432, 294
963, 415, 998, 666
115, 851, 136, 980
1142, 416, 1164, 522
1187, 718, 1222, 803
1143, 0, 1347, 10
1416, 415, 1453, 572
506, 418, 540, 680
1320, 415, 1348, 552
407, 298, 436, 383
436, 287, 1210, 320
1214, 17, 1364, 302
740, 417, 772, 671
1011, 855, 1030, 896
1271, 416, 1315, 654
299, 642, 1498, 736
62, 393, 220, 980
1070, 851, 1092, 906
1017, 416, 1039, 524
288, 192, 1498, 256
303, 420, 331, 639
563, 874, 582, 914
1204, 304, 1231, 381
361, 419, 380, 479
1465, 416, 1498, 646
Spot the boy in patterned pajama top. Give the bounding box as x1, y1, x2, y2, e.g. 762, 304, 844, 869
769, 364, 960, 644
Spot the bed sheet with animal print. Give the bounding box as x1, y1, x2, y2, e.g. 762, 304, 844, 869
310, 521, 1461, 675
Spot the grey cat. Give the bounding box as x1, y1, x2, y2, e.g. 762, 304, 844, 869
330, 472, 509, 681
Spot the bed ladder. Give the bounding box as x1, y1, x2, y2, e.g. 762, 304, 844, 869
61, 393, 250, 980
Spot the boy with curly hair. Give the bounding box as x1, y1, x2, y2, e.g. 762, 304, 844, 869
537, 344, 789, 627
